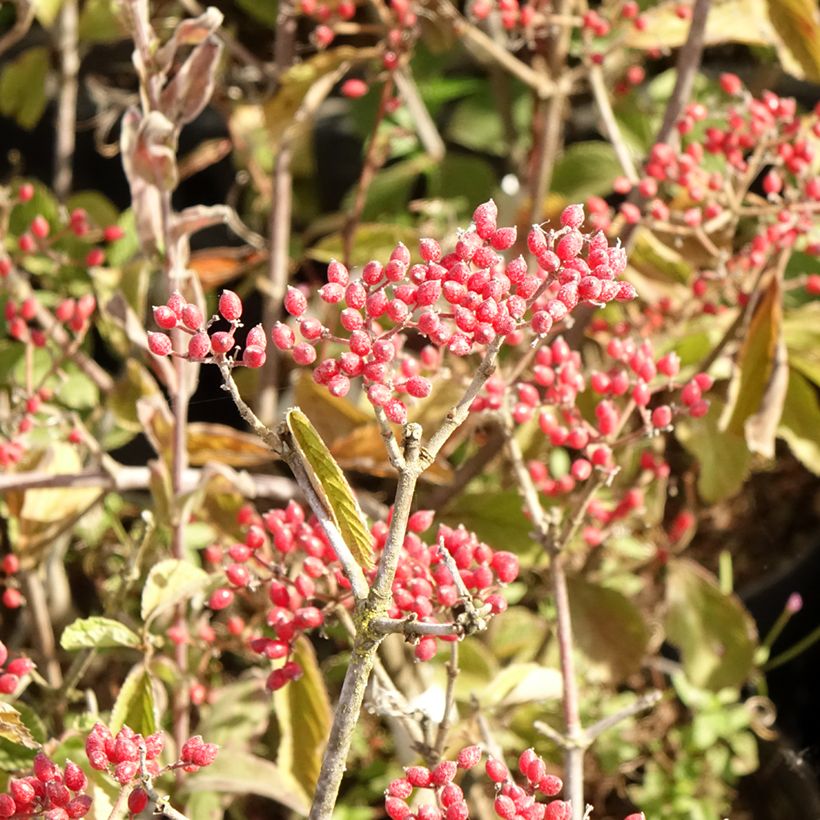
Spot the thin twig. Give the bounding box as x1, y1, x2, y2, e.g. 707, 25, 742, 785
587, 64, 638, 184
433, 641, 459, 759
655, 0, 712, 146
583, 690, 663, 742
54, 0, 79, 200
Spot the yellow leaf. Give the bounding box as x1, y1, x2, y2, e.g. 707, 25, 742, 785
285, 408, 374, 569
767, 0, 820, 81
273, 637, 332, 794
0, 703, 38, 749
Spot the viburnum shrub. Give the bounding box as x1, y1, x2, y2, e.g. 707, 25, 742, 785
4, 1, 820, 819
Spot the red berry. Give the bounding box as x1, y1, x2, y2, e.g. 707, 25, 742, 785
485, 757, 508, 783
242, 345, 266, 368
103, 225, 125, 242
414, 637, 437, 662
457, 745, 482, 769
560, 203, 585, 229
285, 286, 308, 317
85, 248, 105, 266
341, 78, 369, 98
210, 331, 234, 355
127, 788, 149, 815
181, 303, 203, 330
188, 332, 211, 359
405, 766, 431, 788
651, 405, 673, 428
18, 183, 34, 202
219, 290, 243, 321
208, 588, 234, 610
64, 761, 87, 792
153, 305, 178, 329
1, 554, 20, 574
31, 215, 50, 239
147, 332, 173, 356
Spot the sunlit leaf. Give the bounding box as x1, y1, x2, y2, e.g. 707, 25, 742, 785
767, 0, 820, 81
567, 576, 650, 683
665, 558, 757, 690
61, 616, 141, 651
722, 277, 784, 454
141, 559, 211, 623
778, 368, 820, 474
307, 223, 420, 266
477, 663, 562, 708
0, 703, 38, 749
285, 408, 374, 568
186, 750, 310, 814
110, 665, 158, 736
273, 637, 332, 795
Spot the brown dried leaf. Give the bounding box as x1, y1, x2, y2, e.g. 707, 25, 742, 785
187, 422, 275, 467
160, 36, 223, 126
0, 703, 38, 749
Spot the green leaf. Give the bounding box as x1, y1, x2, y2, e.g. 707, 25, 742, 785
440, 492, 537, 558
0, 47, 50, 130
306, 223, 419, 266
567, 576, 650, 683
60, 616, 141, 651
550, 141, 622, 201
487, 605, 547, 663
427, 154, 497, 213
476, 663, 562, 708
285, 408, 374, 569
78, 0, 127, 42
273, 637, 332, 795
784, 302, 820, 386
721, 278, 786, 456
665, 558, 757, 690
778, 368, 820, 474
676, 399, 751, 503
186, 750, 310, 815
140, 558, 211, 623
110, 665, 158, 736
34, 0, 63, 26
235, 0, 278, 25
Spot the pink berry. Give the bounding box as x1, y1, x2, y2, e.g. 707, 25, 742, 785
243, 345, 266, 368
18, 182, 34, 202
219, 290, 243, 321
210, 331, 234, 355
147, 332, 172, 356
272, 322, 295, 350
651, 405, 673, 428
103, 225, 125, 242
31, 215, 50, 239
181, 303, 203, 330
457, 745, 482, 769
485, 757, 508, 783
153, 305, 177, 329
560, 203, 585, 228
414, 637, 437, 662
341, 78, 369, 98
405, 766, 431, 788
208, 588, 234, 610
285, 286, 308, 317
188, 332, 211, 360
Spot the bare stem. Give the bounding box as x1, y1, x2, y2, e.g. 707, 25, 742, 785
655, 0, 712, 146
588, 64, 638, 184
54, 0, 79, 200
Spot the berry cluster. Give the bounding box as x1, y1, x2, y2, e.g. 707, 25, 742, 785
588, 83, 819, 311
384, 745, 645, 820
0, 639, 34, 695
85, 723, 217, 786
202, 500, 518, 689
0, 753, 91, 819
1, 553, 23, 609
259, 202, 633, 424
